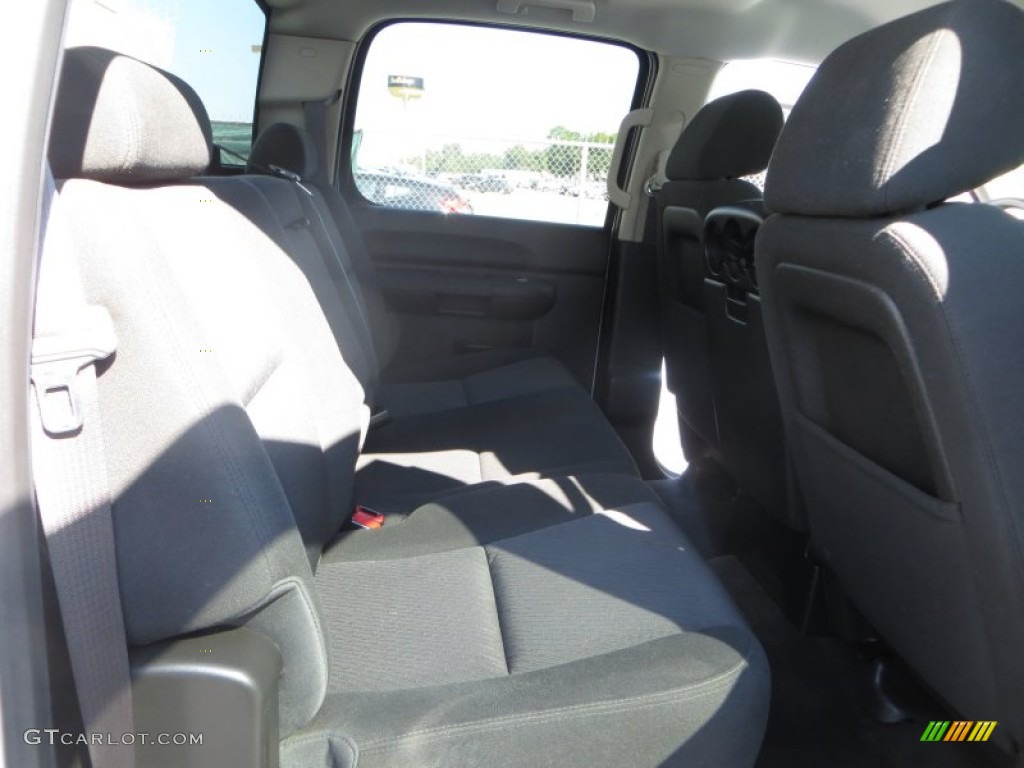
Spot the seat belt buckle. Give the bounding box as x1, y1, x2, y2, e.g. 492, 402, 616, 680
269, 164, 302, 183
31, 305, 117, 436
351, 505, 385, 530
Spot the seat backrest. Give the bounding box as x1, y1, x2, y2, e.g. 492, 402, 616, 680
758, 0, 1024, 749
49, 46, 373, 737
654, 90, 782, 456
247, 122, 401, 399
703, 202, 797, 526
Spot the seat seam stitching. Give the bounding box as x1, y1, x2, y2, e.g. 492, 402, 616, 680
357, 635, 755, 749
130, 189, 278, 579
280, 732, 358, 763
235, 177, 339, 458
879, 31, 942, 211
241, 352, 286, 408
482, 547, 511, 676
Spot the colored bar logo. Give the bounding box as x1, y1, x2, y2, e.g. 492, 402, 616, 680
920, 721, 997, 742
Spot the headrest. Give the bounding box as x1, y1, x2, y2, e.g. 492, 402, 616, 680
247, 123, 319, 179
50, 47, 212, 183
765, 0, 1024, 217
665, 90, 783, 181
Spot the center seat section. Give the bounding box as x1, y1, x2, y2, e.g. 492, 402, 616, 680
242, 123, 646, 515
246, 122, 592, 418
206, 133, 662, 533
205, 165, 648, 524
49, 46, 770, 767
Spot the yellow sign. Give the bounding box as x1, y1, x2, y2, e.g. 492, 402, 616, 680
388, 75, 424, 101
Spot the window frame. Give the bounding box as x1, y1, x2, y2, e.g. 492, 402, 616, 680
336, 18, 653, 227
211, 0, 271, 173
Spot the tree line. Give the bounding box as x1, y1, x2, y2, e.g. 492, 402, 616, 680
412, 127, 616, 179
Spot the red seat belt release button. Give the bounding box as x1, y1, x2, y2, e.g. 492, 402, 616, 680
352, 506, 385, 530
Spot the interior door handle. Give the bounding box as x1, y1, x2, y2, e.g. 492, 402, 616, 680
607, 108, 654, 210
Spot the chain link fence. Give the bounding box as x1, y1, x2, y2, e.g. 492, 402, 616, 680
353, 131, 616, 226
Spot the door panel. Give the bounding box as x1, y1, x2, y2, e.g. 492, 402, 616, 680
376, 269, 556, 322
353, 205, 609, 388
340, 21, 648, 390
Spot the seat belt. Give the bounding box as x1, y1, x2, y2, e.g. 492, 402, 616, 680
30, 171, 134, 768
303, 93, 340, 185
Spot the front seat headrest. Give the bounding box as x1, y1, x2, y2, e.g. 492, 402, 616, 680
665, 89, 784, 182
247, 122, 319, 180
765, 0, 1024, 218
50, 46, 212, 183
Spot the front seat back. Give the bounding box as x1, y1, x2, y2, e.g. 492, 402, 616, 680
654, 90, 782, 458
757, 0, 1024, 750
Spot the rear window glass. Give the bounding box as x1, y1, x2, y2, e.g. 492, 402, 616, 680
64, 0, 266, 165
708, 59, 817, 115
350, 22, 640, 225
985, 165, 1024, 211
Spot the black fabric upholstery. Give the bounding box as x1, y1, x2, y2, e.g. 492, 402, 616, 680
248, 122, 319, 179
702, 202, 799, 528
356, 389, 639, 515
288, 630, 768, 768
48, 47, 772, 766
323, 474, 663, 562
757, 0, 1024, 750
666, 90, 783, 182
296, 514, 770, 768
486, 513, 744, 671
60, 176, 343, 735
766, 0, 1024, 217
759, 207, 1024, 750
246, 125, 617, 478
247, 121, 580, 399
318, 546, 510, 691
377, 355, 581, 420
656, 91, 795, 526
655, 180, 762, 454
50, 47, 211, 182
656, 92, 781, 460
242, 122, 401, 371
382, 346, 546, 383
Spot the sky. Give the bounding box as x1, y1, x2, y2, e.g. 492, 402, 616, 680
708, 59, 816, 110
355, 23, 640, 143
65, 0, 265, 122
169, 0, 265, 121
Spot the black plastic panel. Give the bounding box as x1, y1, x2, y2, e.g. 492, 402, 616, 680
376, 268, 556, 321
704, 203, 794, 522
596, 238, 663, 477
353, 205, 609, 389
131, 628, 282, 768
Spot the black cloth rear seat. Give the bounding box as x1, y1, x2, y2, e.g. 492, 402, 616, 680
47, 46, 770, 767
243, 122, 640, 513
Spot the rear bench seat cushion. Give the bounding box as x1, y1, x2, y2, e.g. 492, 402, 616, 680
245, 124, 641, 499
355, 388, 640, 515
288, 513, 770, 767
378, 353, 582, 420
324, 472, 667, 561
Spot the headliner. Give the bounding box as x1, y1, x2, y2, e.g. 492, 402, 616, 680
264, 0, 968, 63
